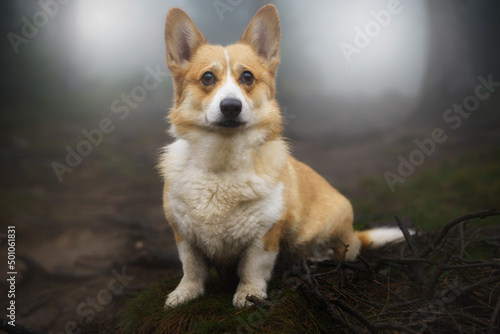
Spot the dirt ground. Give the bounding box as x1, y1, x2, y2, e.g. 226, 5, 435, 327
0, 107, 498, 333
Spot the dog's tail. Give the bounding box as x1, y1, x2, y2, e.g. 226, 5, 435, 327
355, 227, 412, 249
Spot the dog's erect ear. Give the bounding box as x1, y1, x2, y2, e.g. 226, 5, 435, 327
165, 8, 206, 71
240, 4, 281, 72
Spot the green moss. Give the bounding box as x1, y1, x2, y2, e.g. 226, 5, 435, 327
120, 275, 337, 334
350, 148, 500, 230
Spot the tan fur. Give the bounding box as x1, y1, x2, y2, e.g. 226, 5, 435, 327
159, 5, 403, 308
356, 230, 373, 249
268, 157, 359, 260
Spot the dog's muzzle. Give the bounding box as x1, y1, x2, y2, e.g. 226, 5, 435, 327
218, 98, 243, 128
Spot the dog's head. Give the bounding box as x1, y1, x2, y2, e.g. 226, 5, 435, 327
164, 5, 282, 141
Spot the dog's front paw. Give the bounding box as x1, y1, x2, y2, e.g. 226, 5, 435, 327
232, 285, 267, 308
165, 284, 204, 308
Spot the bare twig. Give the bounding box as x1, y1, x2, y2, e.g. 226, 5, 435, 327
455, 274, 500, 303
311, 261, 360, 276
395, 215, 419, 256
442, 262, 500, 270
301, 260, 418, 334
327, 294, 379, 332
300, 260, 364, 333
291, 209, 500, 334
420, 208, 500, 258
454, 311, 499, 329
356, 254, 371, 269
245, 295, 265, 307
423, 252, 452, 299
329, 296, 419, 334
395, 216, 428, 287
459, 220, 466, 256
379, 257, 435, 264
371, 322, 420, 334
488, 297, 500, 334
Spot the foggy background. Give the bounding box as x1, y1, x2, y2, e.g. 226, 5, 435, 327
2, 0, 499, 138
0, 0, 499, 331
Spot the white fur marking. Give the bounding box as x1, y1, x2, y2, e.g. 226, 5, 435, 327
367, 227, 414, 248
163, 138, 284, 263
224, 49, 231, 80
205, 49, 250, 125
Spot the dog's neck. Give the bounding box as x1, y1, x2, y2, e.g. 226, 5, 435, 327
180, 131, 265, 173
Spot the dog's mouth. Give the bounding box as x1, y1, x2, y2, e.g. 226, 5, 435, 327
217, 120, 244, 128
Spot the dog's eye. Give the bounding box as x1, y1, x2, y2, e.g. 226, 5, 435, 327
240, 71, 254, 85
201, 71, 216, 86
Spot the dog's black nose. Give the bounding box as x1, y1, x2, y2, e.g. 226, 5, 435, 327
220, 98, 242, 119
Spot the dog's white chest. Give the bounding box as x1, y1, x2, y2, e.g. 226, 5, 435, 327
164, 140, 284, 262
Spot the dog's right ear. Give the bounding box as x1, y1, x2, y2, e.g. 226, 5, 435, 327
165, 8, 206, 71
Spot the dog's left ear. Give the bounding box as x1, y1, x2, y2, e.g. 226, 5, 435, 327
240, 4, 281, 74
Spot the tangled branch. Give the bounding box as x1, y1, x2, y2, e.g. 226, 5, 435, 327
295, 209, 500, 333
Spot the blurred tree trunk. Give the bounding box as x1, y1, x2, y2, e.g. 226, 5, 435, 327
411, 0, 500, 125
410, 0, 474, 124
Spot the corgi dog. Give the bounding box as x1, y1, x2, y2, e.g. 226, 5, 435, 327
159, 4, 405, 308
